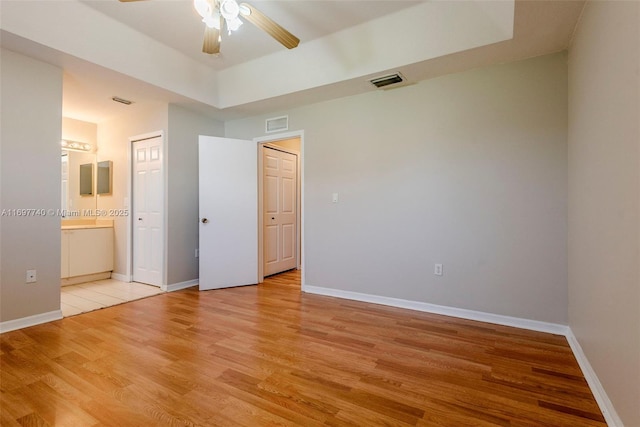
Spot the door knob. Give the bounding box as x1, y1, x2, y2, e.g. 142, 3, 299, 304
201, 218, 209, 224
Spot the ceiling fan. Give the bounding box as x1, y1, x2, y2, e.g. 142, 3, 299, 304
119, 0, 300, 55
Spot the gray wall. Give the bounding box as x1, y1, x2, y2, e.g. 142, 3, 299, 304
97, 103, 169, 279
94, 103, 225, 287
0, 49, 63, 322
226, 53, 569, 324
167, 104, 224, 285
568, 1, 640, 425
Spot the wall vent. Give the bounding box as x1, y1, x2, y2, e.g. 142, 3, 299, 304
265, 115, 289, 133
369, 73, 405, 89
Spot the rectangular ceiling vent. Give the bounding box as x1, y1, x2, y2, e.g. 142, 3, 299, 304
369, 73, 406, 89
265, 115, 289, 133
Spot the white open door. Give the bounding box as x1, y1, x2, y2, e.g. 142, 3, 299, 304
199, 136, 258, 290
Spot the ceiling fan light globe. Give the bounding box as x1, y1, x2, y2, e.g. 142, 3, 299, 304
226, 16, 243, 32
203, 17, 219, 29
238, 4, 251, 16
193, 0, 211, 19
220, 0, 240, 20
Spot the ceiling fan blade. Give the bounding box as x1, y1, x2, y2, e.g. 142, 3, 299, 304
202, 25, 221, 54
239, 3, 299, 49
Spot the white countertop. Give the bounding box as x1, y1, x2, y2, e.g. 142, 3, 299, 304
61, 224, 113, 230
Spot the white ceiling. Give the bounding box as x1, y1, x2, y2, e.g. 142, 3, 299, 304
0, 0, 585, 124
81, 0, 423, 70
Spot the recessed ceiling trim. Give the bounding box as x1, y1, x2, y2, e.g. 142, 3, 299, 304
217, 0, 515, 108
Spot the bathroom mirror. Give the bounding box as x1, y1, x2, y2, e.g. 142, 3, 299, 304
97, 160, 112, 195
61, 150, 97, 217
79, 163, 93, 196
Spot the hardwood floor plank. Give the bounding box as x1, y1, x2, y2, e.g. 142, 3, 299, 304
1, 388, 34, 423
15, 412, 50, 427
17, 381, 99, 426
1, 270, 606, 426
215, 378, 323, 427
538, 400, 606, 423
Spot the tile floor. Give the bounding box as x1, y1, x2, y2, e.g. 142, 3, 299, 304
61, 279, 164, 317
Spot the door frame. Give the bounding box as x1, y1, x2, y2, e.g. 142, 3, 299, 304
255, 131, 304, 285
125, 130, 167, 288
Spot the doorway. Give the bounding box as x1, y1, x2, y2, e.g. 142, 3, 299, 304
260, 142, 300, 278
130, 133, 164, 287
197, 132, 304, 290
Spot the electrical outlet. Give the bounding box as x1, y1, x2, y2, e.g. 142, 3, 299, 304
26, 269, 37, 283
434, 264, 443, 276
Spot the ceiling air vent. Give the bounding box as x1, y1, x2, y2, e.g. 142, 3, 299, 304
369, 73, 405, 89
111, 96, 133, 105
265, 115, 289, 133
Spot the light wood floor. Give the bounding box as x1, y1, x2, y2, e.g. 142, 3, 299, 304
1, 270, 605, 426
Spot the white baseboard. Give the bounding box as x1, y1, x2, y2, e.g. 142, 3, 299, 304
304, 285, 569, 335
162, 279, 198, 292
565, 330, 623, 427
111, 272, 130, 282
61, 271, 111, 286
0, 310, 63, 334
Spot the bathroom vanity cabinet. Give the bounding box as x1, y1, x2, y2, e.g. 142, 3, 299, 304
61, 226, 114, 284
